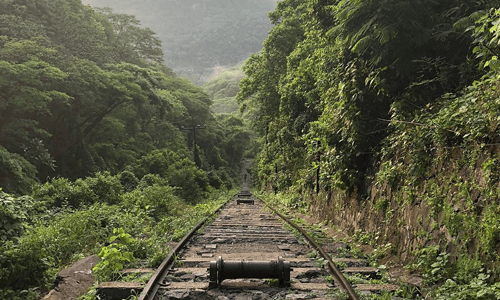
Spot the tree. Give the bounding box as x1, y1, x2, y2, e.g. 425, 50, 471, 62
97, 8, 164, 65
238, 0, 308, 136
240, 0, 498, 193
0, 37, 67, 172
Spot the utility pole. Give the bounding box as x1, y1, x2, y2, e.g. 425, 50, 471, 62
315, 141, 321, 194
180, 117, 206, 167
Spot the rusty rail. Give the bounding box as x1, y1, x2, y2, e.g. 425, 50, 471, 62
262, 200, 360, 300
137, 196, 232, 300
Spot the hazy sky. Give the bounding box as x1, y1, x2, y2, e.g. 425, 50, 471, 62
80, 0, 279, 81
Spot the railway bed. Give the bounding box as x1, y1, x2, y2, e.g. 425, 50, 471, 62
98, 191, 403, 300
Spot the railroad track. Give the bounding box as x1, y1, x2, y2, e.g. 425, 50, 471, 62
97, 189, 402, 300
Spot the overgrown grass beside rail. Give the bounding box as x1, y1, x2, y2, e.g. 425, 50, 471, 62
0, 173, 233, 300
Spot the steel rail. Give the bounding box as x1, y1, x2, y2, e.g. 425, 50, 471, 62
137, 196, 233, 300
262, 200, 360, 300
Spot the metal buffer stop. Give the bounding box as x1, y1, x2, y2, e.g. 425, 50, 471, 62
209, 256, 291, 287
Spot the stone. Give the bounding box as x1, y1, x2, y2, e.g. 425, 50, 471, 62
179, 273, 196, 281
286, 294, 310, 299
96, 282, 143, 300
164, 289, 191, 300
295, 269, 328, 279
43, 255, 99, 300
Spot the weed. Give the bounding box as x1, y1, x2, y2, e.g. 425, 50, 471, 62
307, 250, 319, 258
352, 229, 372, 245
394, 284, 422, 299
93, 228, 136, 282
333, 260, 347, 268
337, 246, 352, 258
315, 257, 327, 268
369, 243, 393, 263
359, 290, 394, 300
326, 287, 349, 300
432, 273, 500, 300
263, 278, 280, 286
350, 243, 364, 258
409, 245, 450, 285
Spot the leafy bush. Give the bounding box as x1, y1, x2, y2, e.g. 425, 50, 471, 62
433, 272, 500, 300
93, 228, 135, 282
31, 177, 83, 209
118, 170, 139, 192
137, 173, 169, 189
0, 147, 38, 195
120, 184, 184, 220
0, 192, 33, 242
32, 172, 123, 209
133, 236, 170, 268
0, 238, 51, 292
84, 172, 123, 205
155, 201, 222, 242
167, 161, 209, 203
410, 245, 451, 286
0, 203, 145, 293
133, 150, 209, 202
207, 170, 224, 189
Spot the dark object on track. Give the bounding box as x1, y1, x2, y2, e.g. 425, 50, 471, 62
238, 190, 252, 197
236, 198, 254, 205
209, 256, 291, 287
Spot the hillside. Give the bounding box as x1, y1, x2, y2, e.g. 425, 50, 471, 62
238, 0, 500, 298
82, 0, 278, 83
203, 64, 244, 114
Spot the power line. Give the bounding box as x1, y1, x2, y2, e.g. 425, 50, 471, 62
180, 117, 206, 167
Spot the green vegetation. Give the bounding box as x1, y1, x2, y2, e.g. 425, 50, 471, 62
406, 246, 500, 299
93, 228, 136, 282
0, 0, 253, 196
0, 1, 253, 299
240, 0, 500, 297
4, 0, 500, 298
0, 172, 231, 299
239, 0, 494, 193
203, 64, 245, 114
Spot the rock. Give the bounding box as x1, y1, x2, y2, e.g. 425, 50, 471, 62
42, 255, 99, 300
286, 294, 310, 299
164, 289, 191, 300
295, 269, 328, 279
179, 273, 196, 281
96, 282, 143, 300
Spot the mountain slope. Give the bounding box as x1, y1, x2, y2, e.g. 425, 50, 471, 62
82, 0, 278, 83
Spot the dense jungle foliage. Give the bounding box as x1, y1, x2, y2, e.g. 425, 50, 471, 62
0, 0, 253, 298
240, 0, 500, 193
82, 0, 278, 83
0, 0, 252, 195
0, 177, 231, 300
239, 0, 500, 297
